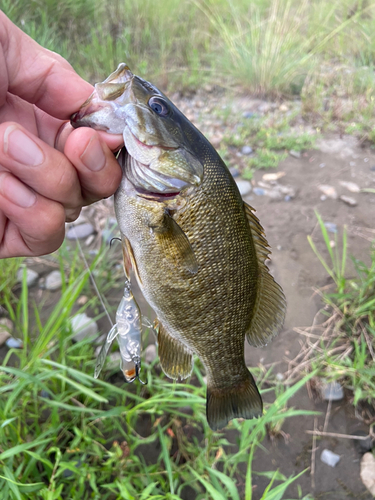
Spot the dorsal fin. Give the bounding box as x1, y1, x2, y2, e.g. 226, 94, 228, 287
243, 202, 286, 347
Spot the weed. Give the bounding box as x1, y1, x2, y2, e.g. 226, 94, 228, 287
306, 213, 375, 412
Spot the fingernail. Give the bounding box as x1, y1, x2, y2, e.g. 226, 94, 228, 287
4, 126, 44, 166
80, 136, 106, 171
0, 172, 37, 208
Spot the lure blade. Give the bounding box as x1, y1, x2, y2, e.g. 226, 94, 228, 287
94, 324, 118, 378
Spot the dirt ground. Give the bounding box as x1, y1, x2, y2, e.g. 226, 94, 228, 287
242, 135, 375, 499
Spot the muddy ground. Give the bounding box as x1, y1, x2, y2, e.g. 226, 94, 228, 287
3, 95, 375, 498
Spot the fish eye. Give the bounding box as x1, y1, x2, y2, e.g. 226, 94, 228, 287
149, 97, 169, 116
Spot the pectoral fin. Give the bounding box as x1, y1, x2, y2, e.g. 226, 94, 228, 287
151, 212, 198, 274
243, 202, 287, 347
156, 321, 194, 380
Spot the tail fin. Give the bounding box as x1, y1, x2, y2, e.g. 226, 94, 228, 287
206, 371, 262, 431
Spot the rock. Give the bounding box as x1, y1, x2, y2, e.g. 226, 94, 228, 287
321, 380, 344, 401
371, 165, 375, 172
229, 167, 240, 178
71, 313, 98, 342
320, 195, 327, 201
236, 180, 252, 197
263, 172, 285, 181
321, 449, 340, 467
253, 187, 266, 196
241, 145, 253, 155
40, 390, 52, 399
45, 270, 63, 291
360, 452, 375, 496
276, 372, 284, 381
16, 267, 39, 287
144, 344, 157, 364
318, 185, 338, 200
324, 222, 338, 234
243, 111, 256, 119
5, 337, 23, 349
66, 223, 95, 240
289, 150, 301, 159
339, 181, 360, 193
340, 195, 357, 206
279, 104, 288, 112
319, 163, 326, 168
284, 195, 291, 202
0, 318, 13, 346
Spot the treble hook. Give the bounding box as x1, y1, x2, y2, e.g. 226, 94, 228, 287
110, 237, 122, 248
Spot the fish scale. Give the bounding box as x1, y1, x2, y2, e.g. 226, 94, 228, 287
71, 63, 286, 430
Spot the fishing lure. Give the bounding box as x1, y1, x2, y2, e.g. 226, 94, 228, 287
94, 281, 146, 384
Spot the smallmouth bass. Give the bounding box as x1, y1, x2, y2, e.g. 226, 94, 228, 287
71, 64, 286, 430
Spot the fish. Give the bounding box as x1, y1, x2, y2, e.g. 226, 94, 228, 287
71, 64, 286, 431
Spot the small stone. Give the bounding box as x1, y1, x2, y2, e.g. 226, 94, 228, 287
371, 165, 375, 171
340, 195, 357, 206
318, 185, 338, 200
263, 172, 286, 181
364, 158, 369, 163
320, 195, 327, 201
276, 373, 284, 381
77, 296, 88, 306
289, 150, 301, 159
324, 222, 338, 234
243, 111, 255, 119
360, 452, 375, 495
40, 390, 52, 399
144, 344, 157, 364
279, 104, 288, 112
236, 180, 252, 197
241, 145, 253, 155
85, 234, 95, 246
5, 337, 23, 349
16, 267, 39, 287
253, 187, 266, 196
66, 223, 95, 240
319, 163, 326, 168
229, 167, 240, 178
284, 195, 291, 202
349, 161, 356, 167
339, 181, 360, 193
71, 313, 98, 342
321, 449, 340, 467
45, 270, 63, 291
0, 318, 13, 346
353, 431, 373, 455
322, 381, 344, 401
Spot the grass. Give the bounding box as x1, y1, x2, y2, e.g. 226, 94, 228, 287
0, 244, 317, 500
305, 213, 375, 411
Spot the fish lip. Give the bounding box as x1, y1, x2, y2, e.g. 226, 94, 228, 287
128, 127, 178, 151
135, 186, 181, 201
70, 104, 110, 131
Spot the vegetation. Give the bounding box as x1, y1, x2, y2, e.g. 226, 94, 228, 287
0, 245, 316, 499
307, 214, 375, 412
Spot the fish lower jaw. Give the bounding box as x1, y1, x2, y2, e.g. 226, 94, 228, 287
134, 185, 181, 201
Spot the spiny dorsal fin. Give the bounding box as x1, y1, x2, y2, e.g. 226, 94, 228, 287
243, 202, 287, 347
151, 212, 198, 274
157, 321, 194, 380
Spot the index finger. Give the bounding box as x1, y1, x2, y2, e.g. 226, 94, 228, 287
0, 12, 93, 120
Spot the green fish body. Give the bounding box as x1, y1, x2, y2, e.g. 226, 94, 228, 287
71, 64, 286, 430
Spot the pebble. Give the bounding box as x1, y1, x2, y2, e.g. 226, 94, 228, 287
243, 111, 256, 119
0, 318, 13, 346
340, 195, 357, 206
229, 167, 240, 178
235, 180, 252, 197
71, 313, 99, 342
16, 267, 39, 287
353, 431, 373, 455
319, 163, 326, 168
144, 344, 157, 364
263, 172, 285, 181
350, 161, 356, 167
5, 337, 23, 349
321, 449, 340, 467
276, 372, 284, 381
289, 150, 301, 159
279, 104, 288, 112
339, 180, 360, 193
318, 185, 338, 200
321, 380, 344, 401
241, 145, 253, 155
253, 187, 266, 196
66, 223, 95, 240
324, 222, 338, 234
44, 270, 63, 291
320, 195, 327, 201
40, 390, 52, 399
360, 452, 375, 495
371, 166, 375, 172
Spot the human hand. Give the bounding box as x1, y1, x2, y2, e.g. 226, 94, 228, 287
0, 12, 123, 258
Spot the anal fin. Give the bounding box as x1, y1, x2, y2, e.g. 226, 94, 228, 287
206, 370, 262, 431
157, 322, 193, 381
243, 202, 287, 347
